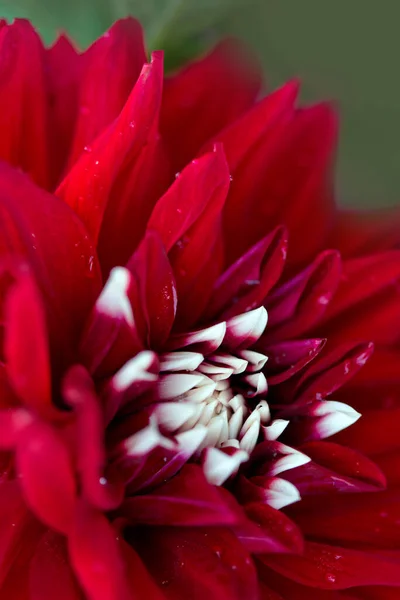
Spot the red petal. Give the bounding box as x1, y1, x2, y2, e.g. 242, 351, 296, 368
220, 100, 336, 269
331, 207, 400, 260
46, 34, 82, 188
265, 338, 326, 385
4, 269, 51, 416
260, 541, 400, 589
15, 419, 76, 534
122, 464, 238, 527
205, 81, 298, 172
147, 148, 228, 252
284, 441, 386, 495
333, 408, 400, 456
287, 491, 400, 549
117, 538, 166, 600
29, 531, 83, 600
0, 481, 42, 589
135, 526, 259, 600
323, 251, 400, 321
69, 18, 146, 165
63, 366, 125, 511
161, 40, 261, 171
79, 266, 143, 377
57, 52, 163, 243
68, 501, 130, 600
127, 231, 177, 349
292, 342, 374, 405
239, 501, 304, 554
205, 226, 288, 321
319, 251, 400, 346
0, 164, 101, 371
169, 145, 230, 329
0, 20, 49, 188
98, 135, 170, 277
265, 250, 341, 342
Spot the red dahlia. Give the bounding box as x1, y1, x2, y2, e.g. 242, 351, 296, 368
1, 16, 400, 600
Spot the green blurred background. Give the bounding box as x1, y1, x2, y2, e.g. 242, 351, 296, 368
1, 0, 399, 209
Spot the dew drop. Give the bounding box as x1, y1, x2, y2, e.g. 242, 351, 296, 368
83, 145, 92, 153
325, 573, 336, 583
99, 477, 107, 485
129, 121, 136, 128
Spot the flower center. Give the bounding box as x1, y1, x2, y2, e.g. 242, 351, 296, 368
156, 345, 270, 455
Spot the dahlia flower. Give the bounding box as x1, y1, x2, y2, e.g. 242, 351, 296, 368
1, 16, 400, 600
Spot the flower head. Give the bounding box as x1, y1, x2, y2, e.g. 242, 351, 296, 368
1, 17, 400, 600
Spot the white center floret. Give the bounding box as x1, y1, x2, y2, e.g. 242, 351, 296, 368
155, 345, 270, 456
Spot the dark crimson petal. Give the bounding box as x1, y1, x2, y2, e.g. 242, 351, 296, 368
135, 526, 259, 600
15, 418, 76, 534
0, 481, 42, 589
260, 541, 400, 589
204, 226, 288, 322
169, 145, 230, 329
331, 207, 400, 260
46, 34, 82, 188
354, 586, 400, 600
265, 250, 341, 342
68, 501, 131, 600
238, 501, 304, 554
284, 460, 386, 496
160, 40, 261, 171
286, 491, 400, 549
69, 18, 146, 165
292, 342, 374, 405
4, 269, 52, 416
0, 20, 49, 188
127, 231, 177, 349
147, 148, 229, 252
121, 464, 238, 526
0, 163, 101, 371
63, 366, 125, 511
258, 568, 364, 600
57, 51, 163, 243
374, 449, 400, 488
318, 251, 400, 346
259, 581, 286, 600
284, 441, 386, 495
265, 338, 326, 385
333, 408, 400, 457
29, 531, 83, 600
323, 251, 400, 322
117, 538, 166, 600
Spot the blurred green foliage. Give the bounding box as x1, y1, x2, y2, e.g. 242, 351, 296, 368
0, 0, 399, 209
